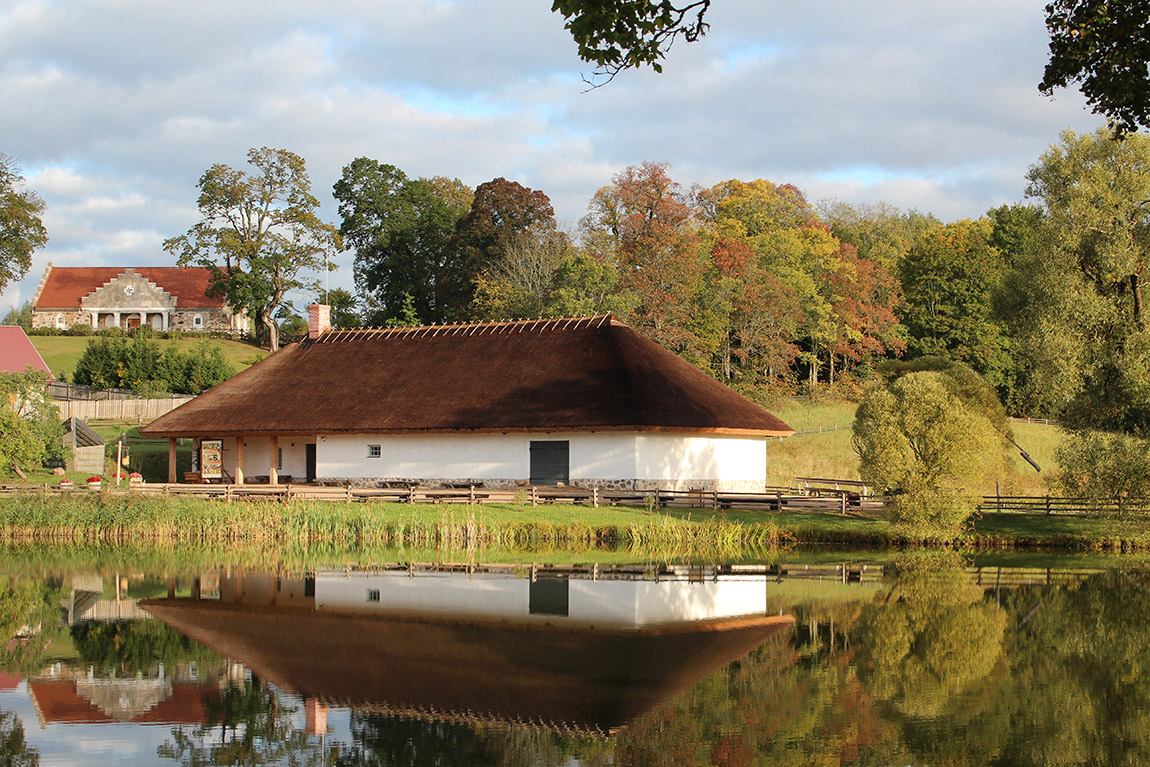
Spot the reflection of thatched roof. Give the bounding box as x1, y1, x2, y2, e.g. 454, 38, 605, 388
142, 599, 793, 733
140, 316, 794, 438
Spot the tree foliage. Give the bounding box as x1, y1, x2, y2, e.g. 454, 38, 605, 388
334, 158, 471, 325
898, 219, 1011, 387
551, 0, 711, 83
581, 161, 708, 357
1020, 128, 1150, 433
1040, 0, 1150, 134
72, 336, 234, 395
0, 368, 64, 475
853, 367, 1007, 533
448, 177, 556, 317
1053, 429, 1150, 507
165, 147, 340, 351
0, 155, 48, 295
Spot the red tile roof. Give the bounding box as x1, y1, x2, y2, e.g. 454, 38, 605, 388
0, 326, 53, 378
141, 316, 794, 438
34, 267, 226, 308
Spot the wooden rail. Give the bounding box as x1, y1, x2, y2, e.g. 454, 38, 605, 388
0, 482, 884, 513
977, 495, 1150, 515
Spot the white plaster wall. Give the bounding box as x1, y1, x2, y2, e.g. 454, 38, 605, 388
634, 434, 766, 481
319, 433, 527, 479
317, 432, 765, 482
310, 572, 771, 626
568, 579, 770, 625
219, 436, 311, 479
316, 573, 529, 618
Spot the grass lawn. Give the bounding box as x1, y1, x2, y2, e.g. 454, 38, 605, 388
32, 335, 267, 382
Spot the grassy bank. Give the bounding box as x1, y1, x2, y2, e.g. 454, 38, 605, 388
0, 493, 780, 561
2, 492, 1148, 554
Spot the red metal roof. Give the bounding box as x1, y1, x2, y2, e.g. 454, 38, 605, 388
34, 266, 226, 308
0, 326, 53, 378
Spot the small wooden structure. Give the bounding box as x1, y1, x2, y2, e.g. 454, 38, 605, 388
62, 417, 105, 474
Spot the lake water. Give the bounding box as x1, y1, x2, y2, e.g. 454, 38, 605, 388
0, 550, 1145, 765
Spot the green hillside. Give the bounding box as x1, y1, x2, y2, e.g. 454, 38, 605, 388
31, 335, 267, 382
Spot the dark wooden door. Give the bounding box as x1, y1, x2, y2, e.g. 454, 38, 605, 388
305, 444, 317, 483
529, 440, 569, 486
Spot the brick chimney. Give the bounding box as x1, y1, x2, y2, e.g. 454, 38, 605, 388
307, 304, 331, 339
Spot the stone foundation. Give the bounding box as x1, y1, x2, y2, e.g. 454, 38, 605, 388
319, 477, 768, 492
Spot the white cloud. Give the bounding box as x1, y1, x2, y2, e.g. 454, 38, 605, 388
0, 0, 1108, 312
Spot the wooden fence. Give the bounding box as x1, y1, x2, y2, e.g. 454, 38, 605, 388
0, 482, 884, 513
52, 396, 194, 423
977, 495, 1150, 515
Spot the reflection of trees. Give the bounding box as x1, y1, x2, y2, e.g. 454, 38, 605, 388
71, 619, 220, 675
0, 575, 64, 675
0, 709, 38, 767
158, 679, 334, 767
979, 570, 1150, 767
337, 715, 607, 767
617, 630, 909, 767
857, 551, 1008, 720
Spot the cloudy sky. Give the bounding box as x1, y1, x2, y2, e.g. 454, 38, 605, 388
1, 0, 1106, 312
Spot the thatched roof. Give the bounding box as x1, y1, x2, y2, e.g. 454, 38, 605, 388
141, 316, 793, 438
141, 598, 793, 733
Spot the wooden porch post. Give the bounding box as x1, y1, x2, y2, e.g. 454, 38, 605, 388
268, 435, 279, 485
168, 438, 177, 484
235, 438, 245, 485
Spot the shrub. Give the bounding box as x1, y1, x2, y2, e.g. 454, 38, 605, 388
1054, 430, 1150, 513
0, 368, 65, 475
853, 370, 1006, 535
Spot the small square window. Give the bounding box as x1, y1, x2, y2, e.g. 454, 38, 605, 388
366, 589, 380, 602
367, 444, 381, 458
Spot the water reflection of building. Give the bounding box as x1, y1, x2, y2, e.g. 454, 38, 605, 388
143, 566, 795, 734
26, 661, 243, 726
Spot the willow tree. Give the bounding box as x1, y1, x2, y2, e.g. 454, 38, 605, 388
1019, 128, 1150, 434
853, 363, 1007, 535
165, 148, 340, 351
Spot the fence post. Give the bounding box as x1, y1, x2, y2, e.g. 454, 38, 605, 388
1045, 495, 1052, 515
531, 486, 538, 508
996, 481, 1002, 513
840, 492, 846, 515
593, 487, 599, 508
469, 485, 475, 506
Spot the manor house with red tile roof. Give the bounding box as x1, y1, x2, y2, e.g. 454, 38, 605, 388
31, 264, 251, 335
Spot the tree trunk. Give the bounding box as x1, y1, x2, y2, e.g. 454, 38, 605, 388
829, 352, 835, 387
1132, 273, 1143, 327
261, 307, 279, 352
